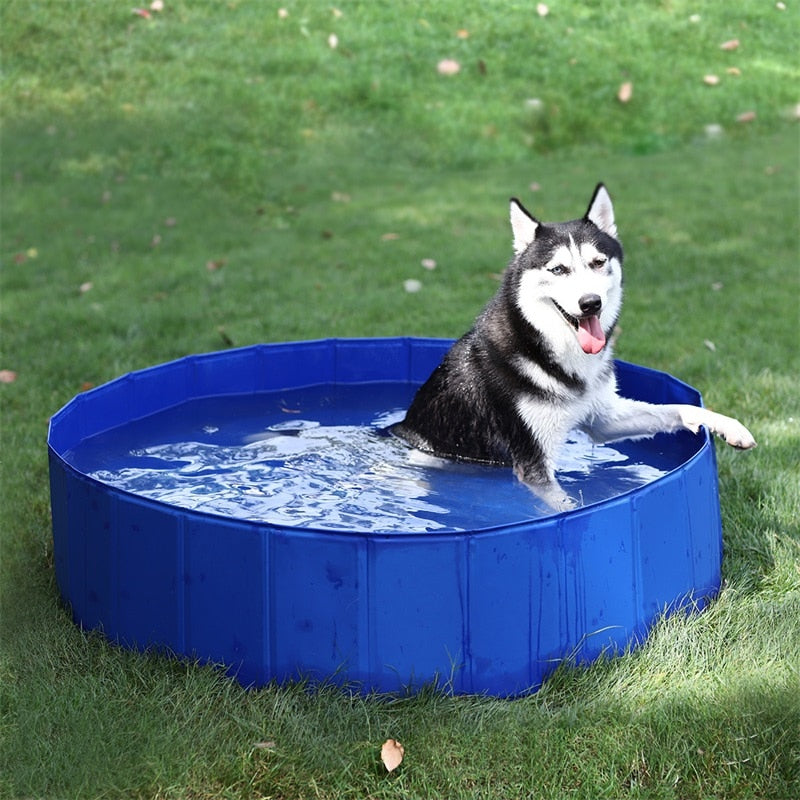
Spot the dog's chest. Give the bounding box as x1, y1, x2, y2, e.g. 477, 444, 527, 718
514, 353, 613, 455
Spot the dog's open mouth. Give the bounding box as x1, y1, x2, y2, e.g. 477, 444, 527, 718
552, 301, 606, 355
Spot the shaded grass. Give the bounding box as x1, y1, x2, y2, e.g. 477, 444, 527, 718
1, 1, 799, 798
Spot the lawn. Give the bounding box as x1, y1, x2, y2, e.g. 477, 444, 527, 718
1, 1, 798, 798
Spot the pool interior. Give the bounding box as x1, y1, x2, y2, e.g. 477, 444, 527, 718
63, 381, 700, 533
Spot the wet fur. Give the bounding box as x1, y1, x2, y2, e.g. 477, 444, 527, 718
391, 185, 756, 510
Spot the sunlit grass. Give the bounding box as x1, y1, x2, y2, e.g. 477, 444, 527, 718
1, 1, 798, 797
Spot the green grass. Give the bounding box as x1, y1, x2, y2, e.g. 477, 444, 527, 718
1, 1, 799, 797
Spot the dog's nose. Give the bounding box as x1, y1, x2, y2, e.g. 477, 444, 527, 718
579, 294, 602, 316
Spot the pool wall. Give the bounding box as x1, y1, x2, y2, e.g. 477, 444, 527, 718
48, 338, 722, 696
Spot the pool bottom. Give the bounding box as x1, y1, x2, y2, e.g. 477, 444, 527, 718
64, 382, 691, 534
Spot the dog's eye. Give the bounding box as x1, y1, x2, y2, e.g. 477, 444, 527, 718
590, 256, 607, 270
549, 265, 570, 276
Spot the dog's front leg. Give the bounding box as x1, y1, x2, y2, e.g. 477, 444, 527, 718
513, 462, 577, 511
584, 398, 756, 449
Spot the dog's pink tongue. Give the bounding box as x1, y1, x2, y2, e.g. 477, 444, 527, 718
578, 316, 606, 354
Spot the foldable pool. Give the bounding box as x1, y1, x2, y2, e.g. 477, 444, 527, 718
48, 338, 722, 696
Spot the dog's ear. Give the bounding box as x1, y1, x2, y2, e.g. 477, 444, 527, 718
510, 198, 539, 255
585, 183, 617, 238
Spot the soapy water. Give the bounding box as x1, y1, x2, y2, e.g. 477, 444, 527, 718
66, 383, 683, 534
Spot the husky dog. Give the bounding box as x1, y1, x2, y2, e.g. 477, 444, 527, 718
391, 185, 756, 510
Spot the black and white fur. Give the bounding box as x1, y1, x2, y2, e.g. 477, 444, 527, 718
391, 184, 756, 510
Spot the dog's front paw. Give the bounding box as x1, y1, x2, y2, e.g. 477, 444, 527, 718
706, 411, 757, 450
551, 493, 578, 512
679, 408, 756, 450
719, 419, 757, 450
523, 479, 577, 511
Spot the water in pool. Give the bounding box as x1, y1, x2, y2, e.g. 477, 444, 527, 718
65, 382, 689, 533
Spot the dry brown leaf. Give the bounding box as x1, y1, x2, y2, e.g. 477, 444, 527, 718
456, 29, 469, 39
437, 59, 461, 76
381, 232, 400, 241
726, 67, 741, 76
254, 740, 276, 750
617, 81, 633, 103
720, 39, 740, 51
736, 110, 756, 123
0, 370, 17, 384
381, 739, 405, 772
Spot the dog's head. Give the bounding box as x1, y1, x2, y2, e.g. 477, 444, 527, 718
508, 184, 624, 355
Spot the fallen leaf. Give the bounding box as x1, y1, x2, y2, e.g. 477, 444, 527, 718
381, 232, 399, 241
704, 123, 724, 139
403, 279, 422, 293
254, 741, 276, 750
381, 739, 405, 772
80, 381, 95, 392
151, 234, 162, 247
456, 28, 469, 39
536, 3, 549, 16
704, 339, 716, 352
529, 181, 542, 192
331, 191, 351, 203
26, 248, 38, 259
726, 67, 741, 76
206, 258, 227, 271
132, 8, 152, 19
0, 370, 17, 384
617, 81, 633, 103
736, 110, 756, 123
13, 252, 27, 264
720, 39, 740, 51
164, 217, 177, 227
711, 282, 724, 291
421, 258, 437, 270
80, 281, 94, 294
703, 74, 720, 86
217, 326, 234, 347
331, 8, 343, 18
328, 33, 339, 49
437, 59, 461, 76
